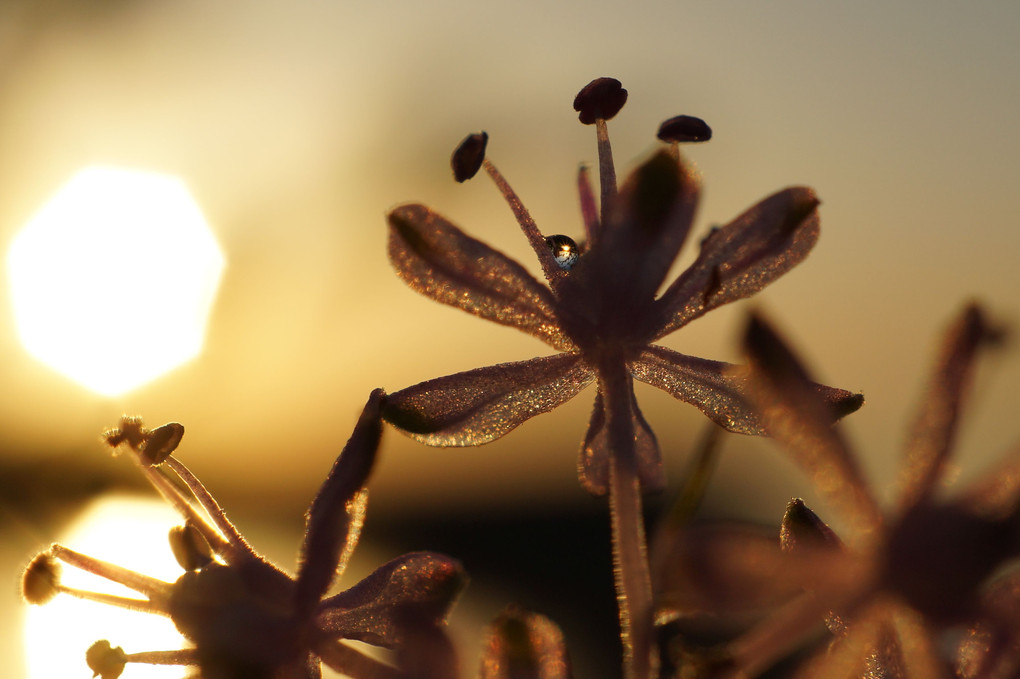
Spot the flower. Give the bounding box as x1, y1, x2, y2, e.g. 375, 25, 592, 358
21, 391, 467, 679
383, 77, 862, 496
657, 304, 1020, 677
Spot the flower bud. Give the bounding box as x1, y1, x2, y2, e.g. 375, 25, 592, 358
573, 77, 627, 124
780, 498, 842, 554
451, 132, 488, 182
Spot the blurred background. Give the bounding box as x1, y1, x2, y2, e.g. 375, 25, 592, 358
2, 1, 1019, 677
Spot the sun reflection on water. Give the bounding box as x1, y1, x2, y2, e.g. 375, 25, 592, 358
23, 495, 188, 679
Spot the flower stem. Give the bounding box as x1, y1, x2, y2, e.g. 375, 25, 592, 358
595, 118, 617, 219
50, 544, 171, 601
482, 159, 565, 285
125, 648, 199, 666
58, 586, 166, 615
601, 360, 655, 679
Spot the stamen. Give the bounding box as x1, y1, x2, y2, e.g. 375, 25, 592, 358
56, 586, 168, 615
22, 552, 60, 604
595, 118, 618, 218
451, 132, 488, 182
657, 115, 712, 144
573, 78, 627, 222
50, 544, 171, 601
87, 641, 198, 678
135, 460, 233, 557
657, 115, 712, 164
577, 165, 599, 244
140, 422, 185, 466
481, 159, 566, 285
165, 457, 258, 559
123, 648, 199, 666
169, 523, 214, 571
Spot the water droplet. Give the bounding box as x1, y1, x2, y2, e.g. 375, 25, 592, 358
545, 235, 579, 270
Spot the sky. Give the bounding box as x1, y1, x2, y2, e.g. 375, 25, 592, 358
1, 1, 1018, 676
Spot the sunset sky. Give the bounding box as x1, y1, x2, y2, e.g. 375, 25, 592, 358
2, 1, 1018, 676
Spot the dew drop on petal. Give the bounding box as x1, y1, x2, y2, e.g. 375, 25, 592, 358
545, 235, 579, 270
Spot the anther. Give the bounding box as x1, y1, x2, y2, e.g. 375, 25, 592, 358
657, 115, 712, 143
451, 132, 488, 182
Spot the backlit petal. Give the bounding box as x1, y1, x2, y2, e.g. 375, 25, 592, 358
629, 345, 765, 434
316, 552, 467, 648
740, 314, 880, 542
384, 354, 595, 446
294, 390, 383, 619
388, 204, 573, 351
897, 303, 1004, 513
583, 151, 699, 313
655, 187, 820, 339
579, 389, 664, 496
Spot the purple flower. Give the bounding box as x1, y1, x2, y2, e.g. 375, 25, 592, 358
22, 392, 466, 679
383, 77, 861, 495
656, 305, 1020, 677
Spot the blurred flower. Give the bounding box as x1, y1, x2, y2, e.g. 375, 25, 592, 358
656, 304, 1020, 677
383, 76, 862, 496
22, 393, 467, 679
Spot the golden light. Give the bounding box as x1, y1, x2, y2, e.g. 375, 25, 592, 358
7, 166, 225, 396
23, 495, 188, 679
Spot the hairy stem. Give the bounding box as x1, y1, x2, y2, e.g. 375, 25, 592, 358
482, 159, 565, 286
601, 360, 655, 679
595, 118, 617, 219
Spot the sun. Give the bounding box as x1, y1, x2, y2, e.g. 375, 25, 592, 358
6, 166, 225, 396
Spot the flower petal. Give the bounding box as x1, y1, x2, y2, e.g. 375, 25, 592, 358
653, 524, 810, 619
630, 345, 765, 434
294, 390, 384, 619
631, 344, 864, 438
957, 442, 1020, 520
388, 204, 574, 352
578, 389, 664, 496
654, 186, 820, 339
479, 607, 572, 679
316, 552, 467, 648
896, 303, 1004, 513
383, 354, 595, 446
577, 151, 698, 323
740, 314, 881, 541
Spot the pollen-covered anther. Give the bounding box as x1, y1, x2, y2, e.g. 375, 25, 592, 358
22, 551, 61, 605
103, 416, 148, 451
169, 523, 214, 571
451, 131, 488, 182
86, 640, 128, 679
573, 77, 628, 124
657, 115, 712, 143
140, 422, 184, 466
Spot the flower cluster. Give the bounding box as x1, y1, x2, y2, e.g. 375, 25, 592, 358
653, 304, 1020, 678
21, 76, 1020, 679
22, 393, 467, 679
